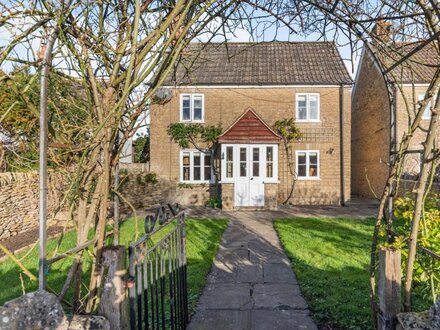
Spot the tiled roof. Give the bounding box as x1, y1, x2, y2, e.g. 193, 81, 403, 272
374, 41, 440, 83
164, 42, 353, 86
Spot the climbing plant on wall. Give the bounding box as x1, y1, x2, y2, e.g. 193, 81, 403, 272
167, 123, 223, 180
273, 118, 302, 204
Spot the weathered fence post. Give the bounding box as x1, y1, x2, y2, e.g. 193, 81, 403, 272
98, 246, 129, 330
378, 247, 401, 330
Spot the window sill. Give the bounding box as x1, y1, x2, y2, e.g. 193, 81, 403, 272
180, 120, 205, 124
295, 120, 321, 123
297, 177, 321, 181
179, 181, 211, 185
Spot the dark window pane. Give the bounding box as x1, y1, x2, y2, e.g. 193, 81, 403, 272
227, 162, 233, 178
266, 163, 273, 178
240, 148, 246, 161
297, 95, 307, 119
193, 96, 203, 120
298, 153, 306, 165
204, 166, 211, 180
310, 153, 318, 165
194, 153, 201, 166
227, 147, 233, 161
309, 95, 319, 120
253, 162, 259, 177
253, 148, 259, 161
204, 155, 211, 166
240, 163, 247, 177
194, 166, 201, 180
182, 96, 191, 120
266, 147, 273, 162
298, 164, 307, 177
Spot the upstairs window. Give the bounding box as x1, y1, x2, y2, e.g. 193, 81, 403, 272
181, 94, 204, 122
296, 150, 320, 179
296, 93, 320, 122
418, 93, 432, 120
180, 150, 211, 183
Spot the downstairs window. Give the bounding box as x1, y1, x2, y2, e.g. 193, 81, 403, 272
180, 150, 212, 183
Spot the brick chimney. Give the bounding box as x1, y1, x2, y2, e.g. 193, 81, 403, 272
372, 20, 393, 42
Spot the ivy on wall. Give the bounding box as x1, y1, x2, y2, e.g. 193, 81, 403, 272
167, 123, 223, 150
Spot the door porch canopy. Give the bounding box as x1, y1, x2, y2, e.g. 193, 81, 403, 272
218, 107, 281, 144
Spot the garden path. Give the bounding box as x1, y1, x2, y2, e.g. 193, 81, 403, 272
188, 211, 318, 330
187, 201, 377, 329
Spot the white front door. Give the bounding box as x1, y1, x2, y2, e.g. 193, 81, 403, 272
222, 144, 278, 208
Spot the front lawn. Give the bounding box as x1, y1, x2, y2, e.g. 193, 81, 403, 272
0, 217, 227, 315
274, 217, 377, 330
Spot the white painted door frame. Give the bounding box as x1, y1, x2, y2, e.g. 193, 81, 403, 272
221, 144, 278, 207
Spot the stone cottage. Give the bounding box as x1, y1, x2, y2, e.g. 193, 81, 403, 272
351, 41, 440, 198
150, 42, 352, 209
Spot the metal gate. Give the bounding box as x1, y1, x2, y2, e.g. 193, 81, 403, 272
128, 204, 188, 330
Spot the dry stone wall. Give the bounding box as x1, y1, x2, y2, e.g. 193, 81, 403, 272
118, 169, 217, 214
0, 171, 65, 241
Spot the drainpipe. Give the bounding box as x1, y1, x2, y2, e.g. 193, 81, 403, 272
339, 84, 346, 206
38, 30, 57, 290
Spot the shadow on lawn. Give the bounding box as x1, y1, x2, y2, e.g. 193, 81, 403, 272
0, 218, 227, 319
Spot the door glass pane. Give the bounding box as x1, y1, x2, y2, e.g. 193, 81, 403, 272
297, 95, 307, 120
193, 96, 203, 121
204, 154, 211, 180
266, 146, 273, 178
193, 153, 201, 180
182, 96, 191, 120
182, 152, 190, 181
252, 148, 260, 177
226, 146, 233, 178
240, 147, 247, 177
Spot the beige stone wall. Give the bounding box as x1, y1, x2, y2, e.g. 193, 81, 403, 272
118, 167, 220, 213
264, 183, 278, 210
351, 52, 391, 198
151, 86, 351, 206
352, 51, 439, 198
221, 183, 234, 211
395, 86, 440, 176
0, 172, 65, 241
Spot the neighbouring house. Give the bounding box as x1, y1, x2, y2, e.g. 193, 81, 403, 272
351, 39, 440, 198
150, 42, 352, 210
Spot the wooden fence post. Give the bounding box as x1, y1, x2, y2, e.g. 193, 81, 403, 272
98, 246, 129, 330
378, 247, 401, 330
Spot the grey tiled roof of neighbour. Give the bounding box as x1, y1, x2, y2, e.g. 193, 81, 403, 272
164, 42, 353, 86
374, 41, 440, 83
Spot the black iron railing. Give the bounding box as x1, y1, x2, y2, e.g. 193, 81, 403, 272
128, 204, 188, 330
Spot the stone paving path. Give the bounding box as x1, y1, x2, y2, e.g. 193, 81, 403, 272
188, 211, 320, 330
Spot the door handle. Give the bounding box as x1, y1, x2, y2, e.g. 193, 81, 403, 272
250, 177, 254, 180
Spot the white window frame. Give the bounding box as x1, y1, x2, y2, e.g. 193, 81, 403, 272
295, 93, 320, 122
418, 93, 434, 120
180, 149, 212, 183
296, 150, 320, 180
180, 94, 205, 123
